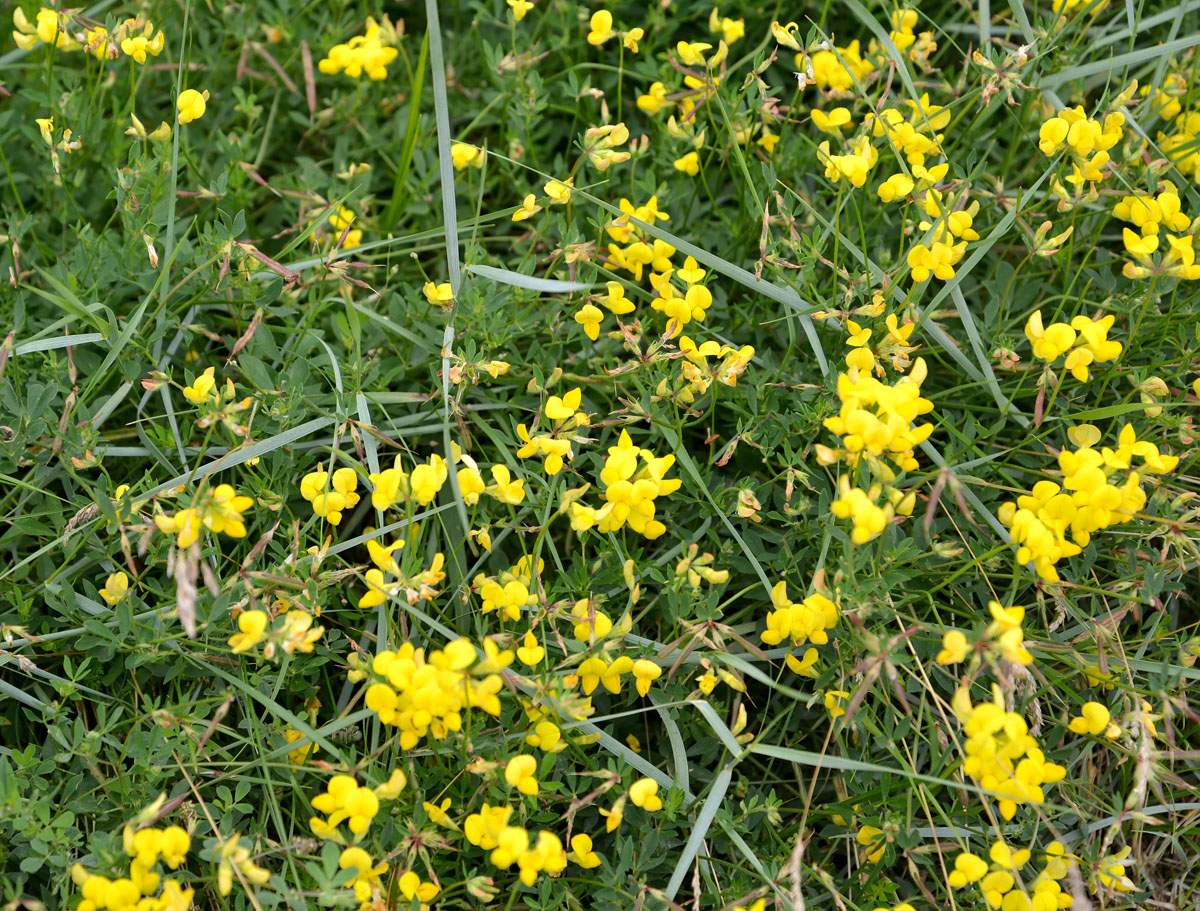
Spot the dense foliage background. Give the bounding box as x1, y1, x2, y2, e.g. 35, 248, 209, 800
1, 1, 1198, 910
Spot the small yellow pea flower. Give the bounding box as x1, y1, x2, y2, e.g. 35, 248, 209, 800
177, 89, 210, 124
99, 571, 130, 605
628, 777, 662, 811
423, 281, 454, 304
506, 0, 534, 21
504, 754, 539, 795
673, 151, 700, 176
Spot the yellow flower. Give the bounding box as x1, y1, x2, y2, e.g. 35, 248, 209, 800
177, 89, 210, 124
628, 777, 662, 811
673, 151, 700, 176
512, 193, 542, 222
318, 18, 400, 81
451, 142, 485, 170
587, 10, 615, 45
637, 81, 671, 115
632, 658, 662, 697
398, 871, 440, 904
545, 177, 573, 204
228, 610, 269, 654
506, 0, 534, 21
599, 796, 625, 832
99, 571, 130, 605
488, 464, 526, 505
575, 303, 604, 340
183, 367, 218, 404
825, 690, 850, 719
676, 41, 712, 67
1068, 701, 1120, 739
857, 825, 887, 863
770, 20, 802, 51
517, 630, 545, 666
812, 107, 853, 134
947, 850, 989, 887
423, 281, 454, 304
569, 833, 601, 868
622, 26, 644, 52
936, 630, 970, 664
505, 754, 540, 795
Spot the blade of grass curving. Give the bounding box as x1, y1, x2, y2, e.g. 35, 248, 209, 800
426, 0, 460, 292
0, 678, 49, 712
716, 817, 796, 909
690, 699, 746, 758
355, 394, 381, 476
424, 0, 471, 557
144, 416, 335, 497
464, 263, 594, 293
648, 693, 691, 795
0, 653, 109, 700
13, 333, 104, 355
1039, 32, 1200, 88
161, 0, 192, 307
382, 27, 429, 230
664, 766, 733, 899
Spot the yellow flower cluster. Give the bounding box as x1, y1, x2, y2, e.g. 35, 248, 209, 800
358, 545, 445, 609
675, 544, 730, 589
817, 359, 932, 543
227, 606, 324, 658
464, 804, 569, 885
516, 386, 589, 474
936, 601, 1033, 666
354, 638, 507, 749
598, 198, 717, 338
308, 769, 405, 843
760, 581, 839, 676
1113, 181, 1199, 280
777, 9, 934, 92
318, 17, 399, 81
474, 555, 541, 621
998, 423, 1178, 581
569, 429, 681, 539
12, 7, 81, 51
583, 122, 631, 171
868, 96, 950, 166
658, 335, 754, 404
71, 823, 192, 911
822, 360, 935, 466
1038, 106, 1124, 199
572, 654, 661, 698
585, 10, 643, 52
948, 840, 1075, 911
952, 686, 1067, 819
908, 187, 978, 284
817, 135, 878, 188
300, 466, 360, 525
154, 483, 253, 548
1155, 86, 1200, 181
368, 452, 449, 511
1023, 310, 1122, 380
13, 10, 165, 62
